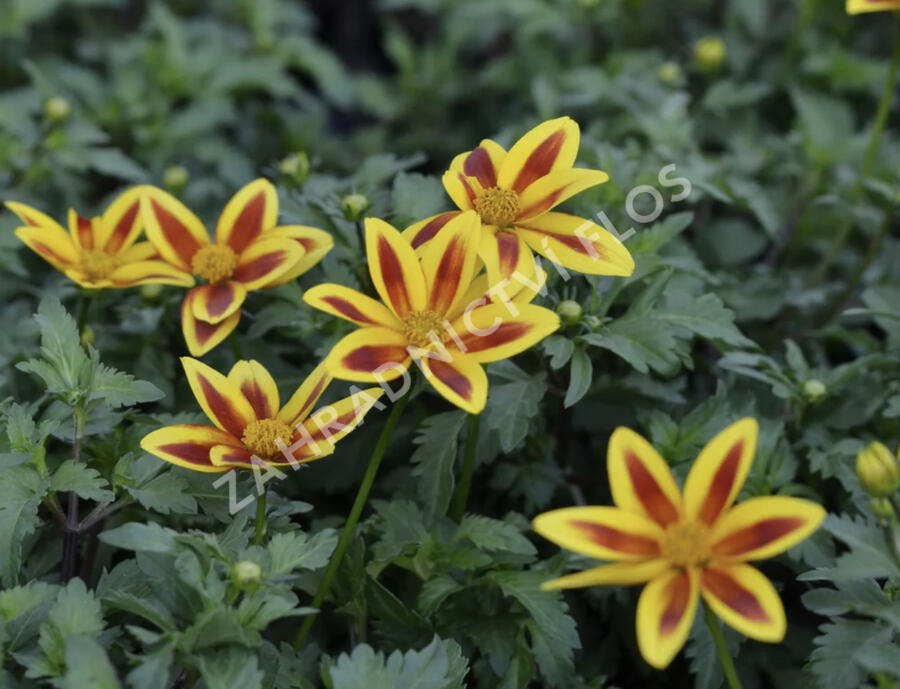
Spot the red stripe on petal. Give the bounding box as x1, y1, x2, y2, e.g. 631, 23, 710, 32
459, 321, 530, 354
104, 201, 139, 253
77, 215, 94, 249
322, 296, 379, 324
512, 130, 566, 193
428, 235, 467, 313
342, 345, 409, 374
457, 173, 477, 204
377, 236, 411, 314
205, 283, 239, 319
158, 442, 214, 467
660, 572, 692, 636
572, 520, 661, 556
701, 568, 770, 623
464, 146, 498, 187
228, 192, 265, 254
698, 441, 743, 525
152, 199, 202, 263
198, 375, 249, 437
496, 231, 521, 275
232, 248, 288, 285
626, 451, 680, 526
410, 212, 458, 249
32, 241, 73, 265
240, 381, 272, 420
427, 359, 473, 401
713, 517, 807, 557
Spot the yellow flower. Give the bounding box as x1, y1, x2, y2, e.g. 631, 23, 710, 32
139, 179, 333, 356
303, 211, 560, 413
140, 358, 382, 472
847, 0, 900, 13
5, 189, 193, 290
533, 418, 826, 669
856, 441, 900, 497
404, 117, 634, 287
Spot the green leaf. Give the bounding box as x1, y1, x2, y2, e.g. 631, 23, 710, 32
37, 580, 105, 677
484, 364, 547, 453
60, 635, 122, 689
390, 173, 446, 228
50, 461, 113, 503
455, 515, 536, 557
16, 297, 88, 398
563, 347, 592, 408
87, 361, 164, 408
98, 522, 177, 554
125, 470, 197, 515
86, 148, 148, 181
810, 619, 893, 689
0, 465, 48, 586
267, 529, 338, 576
410, 411, 466, 526
195, 647, 264, 689
328, 636, 468, 689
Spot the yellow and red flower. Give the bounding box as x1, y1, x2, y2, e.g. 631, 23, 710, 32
533, 418, 826, 669
847, 0, 900, 13
6, 189, 193, 289
140, 179, 333, 356
403, 117, 634, 287
141, 358, 383, 472
303, 211, 559, 413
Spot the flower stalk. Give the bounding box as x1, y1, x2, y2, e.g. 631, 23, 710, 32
704, 604, 744, 689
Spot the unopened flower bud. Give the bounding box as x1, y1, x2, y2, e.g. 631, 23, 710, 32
140, 283, 163, 300
694, 36, 726, 71
163, 165, 189, 192
341, 193, 370, 222
856, 442, 900, 497
803, 379, 827, 401
280, 152, 309, 185
658, 61, 683, 86
80, 326, 95, 347
44, 96, 71, 123
869, 497, 896, 521
232, 560, 262, 584
556, 300, 583, 326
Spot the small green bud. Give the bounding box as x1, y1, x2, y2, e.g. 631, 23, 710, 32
556, 300, 583, 326
658, 61, 683, 86
232, 560, 262, 584
163, 165, 189, 192
280, 151, 310, 185
803, 379, 827, 401
140, 283, 164, 300
694, 36, 726, 71
44, 96, 71, 123
856, 442, 900, 498
869, 497, 896, 521
80, 326, 95, 347
341, 193, 370, 222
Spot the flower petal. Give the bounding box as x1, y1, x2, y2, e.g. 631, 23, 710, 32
516, 212, 634, 277
264, 225, 334, 286
450, 303, 559, 363
283, 387, 386, 462
98, 187, 144, 254
227, 359, 280, 421
479, 228, 536, 286
417, 351, 487, 414
181, 292, 241, 356
847, 0, 900, 13
140, 187, 210, 271
5, 201, 68, 234
107, 260, 196, 288
497, 116, 581, 193
181, 357, 257, 437
326, 327, 412, 383
441, 165, 479, 211
683, 418, 758, 526
700, 563, 786, 643
118, 241, 160, 263
460, 139, 507, 188
365, 218, 427, 318
711, 496, 826, 561
402, 211, 461, 251
14, 225, 78, 270
636, 569, 699, 669
532, 506, 664, 561
540, 560, 670, 590
277, 361, 332, 427
420, 210, 481, 316
607, 426, 682, 527
209, 444, 255, 468
189, 282, 248, 324
215, 178, 278, 254
303, 284, 401, 328
68, 210, 95, 251
232, 236, 305, 291
516, 168, 609, 220
140, 424, 241, 473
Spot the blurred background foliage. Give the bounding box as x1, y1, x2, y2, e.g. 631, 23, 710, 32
1, 1, 899, 688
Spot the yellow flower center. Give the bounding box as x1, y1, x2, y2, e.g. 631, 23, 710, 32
241, 418, 294, 459
474, 187, 519, 227
191, 244, 238, 284
661, 520, 712, 569
403, 310, 446, 348
79, 250, 118, 281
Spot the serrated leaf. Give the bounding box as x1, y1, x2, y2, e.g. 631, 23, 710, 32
410, 411, 466, 526
126, 471, 197, 515
267, 529, 337, 576
455, 515, 536, 557
0, 465, 48, 586
60, 635, 122, 689
50, 461, 113, 503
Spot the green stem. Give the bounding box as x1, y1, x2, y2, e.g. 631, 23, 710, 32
61, 410, 85, 582
450, 414, 481, 521
76, 294, 92, 345
813, 19, 900, 284
253, 488, 267, 546
704, 604, 744, 689
292, 391, 410, 649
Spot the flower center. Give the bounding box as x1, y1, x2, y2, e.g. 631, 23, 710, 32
79, 250, 118, 281
402, 310, 446, 348
473, 187, 519, 227
241, 418, 294, 459
661, 521, 712, 569
191, 244, 238, 284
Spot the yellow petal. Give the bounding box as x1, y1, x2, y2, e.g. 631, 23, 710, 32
140, 424, 241, 473
303, 283, 401, 328
532, 506, 664, 561
215, 178, 279, 254
417, 350, 487, 414
325, 327, 411, 383
227, 359, 280, 421
541, 559, 670, 590
140, 186, 211, 271
448, 302, 559, 364
365, 217, 427, 318
14, 225, 78, 271
700, 563, 786, 643
635, 569, 699, 669
181, 356, 257, 436
497, 117, 581, 193
420, 210, 481, 316
264, 225, 333, 285
277, 361, 332, 426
